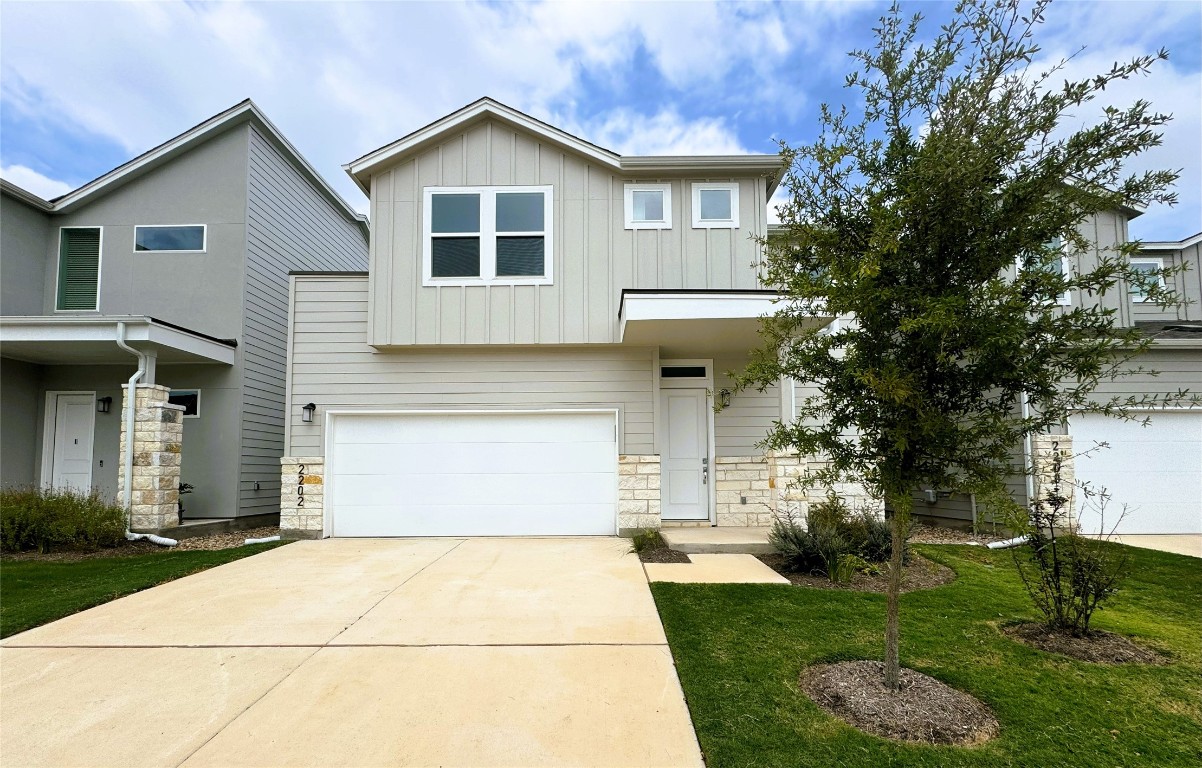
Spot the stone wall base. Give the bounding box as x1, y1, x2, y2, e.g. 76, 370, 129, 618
117, 384, 185, 532
714, 452, 883, 527
617, 455, 661, 533
1031, 434, 1075, 526
280, 457, 325, 537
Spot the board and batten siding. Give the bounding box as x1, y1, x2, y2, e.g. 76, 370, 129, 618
243, 127, 369, 515
287, 276, 657, 457
1134, 240, 1202, 323
366, 118, 768, 347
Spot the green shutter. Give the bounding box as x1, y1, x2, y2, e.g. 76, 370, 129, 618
57, 228, 100, 310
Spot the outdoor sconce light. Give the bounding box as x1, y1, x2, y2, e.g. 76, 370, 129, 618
96, 396, 113, 414
718, 389, 732, 408
301, 402, 317, 423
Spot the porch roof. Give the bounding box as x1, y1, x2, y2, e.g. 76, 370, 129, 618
0, 316, 237, 366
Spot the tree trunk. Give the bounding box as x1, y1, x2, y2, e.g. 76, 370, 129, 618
883, 496, 910, 692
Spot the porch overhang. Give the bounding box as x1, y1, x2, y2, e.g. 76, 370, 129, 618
618, 290, 832, 357
0, 316, 237, 366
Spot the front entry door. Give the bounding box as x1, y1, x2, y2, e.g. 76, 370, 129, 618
660, 388, 710, 520
50, 393, 95, 492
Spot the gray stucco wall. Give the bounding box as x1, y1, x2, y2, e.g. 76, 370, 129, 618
366, 117, 769, 347
1, 194, 51, 316
0, 357, 42, 487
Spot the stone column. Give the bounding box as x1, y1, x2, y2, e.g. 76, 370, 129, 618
617, 455, 660, 534
280, 457, 324, 539
117, 384, 184, 532
1031, 434, 1075, 523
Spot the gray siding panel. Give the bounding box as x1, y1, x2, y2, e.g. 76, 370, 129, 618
0, 196, 51, 316
244, 127, 368, 515
287, 277, 655, 457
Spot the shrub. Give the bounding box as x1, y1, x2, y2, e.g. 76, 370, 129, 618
0, 487, 126, 553
1011, 452, 1129, 636
629, 528, 665, 554
769, 494, 903, 581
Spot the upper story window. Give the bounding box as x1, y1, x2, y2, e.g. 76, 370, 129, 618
624, 183, 672, 230
1129, 257, 1165, 303
423, 186, 553, 286
691, 183, 739, 228
56, 227, 101, 311
135, 225, 206, 252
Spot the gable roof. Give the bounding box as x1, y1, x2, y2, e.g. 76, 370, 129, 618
1140, 232, 1202, 251
20, 100, 367, 236
0, 179, 53, 211
343, 97, 782, 196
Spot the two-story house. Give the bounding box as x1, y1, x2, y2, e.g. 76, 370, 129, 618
0, 100, 369, 532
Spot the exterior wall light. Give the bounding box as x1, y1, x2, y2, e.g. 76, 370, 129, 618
301, 402, 317, 423
97, 396, 113, 414
718, 389, 732, 408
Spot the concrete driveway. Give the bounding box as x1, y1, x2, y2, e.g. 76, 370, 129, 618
0, 538, 703, 768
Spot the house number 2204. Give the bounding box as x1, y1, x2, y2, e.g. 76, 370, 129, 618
297, 464, 306, 507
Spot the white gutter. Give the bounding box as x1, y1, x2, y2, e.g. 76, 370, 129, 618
115, 321, 176, 547
1020, 391, 1036, 505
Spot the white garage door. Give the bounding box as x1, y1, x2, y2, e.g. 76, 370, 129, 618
1072, 412, 1202, 534
328, 411, 618, 537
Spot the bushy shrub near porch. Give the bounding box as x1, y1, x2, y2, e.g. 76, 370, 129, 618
770, 495, 906, 581
0, 487, 125, 553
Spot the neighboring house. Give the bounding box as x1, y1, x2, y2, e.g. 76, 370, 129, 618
276, 97, 1198, 540
0, 100, 369, 532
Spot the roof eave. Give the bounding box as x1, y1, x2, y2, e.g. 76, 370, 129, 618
0, 179, 53, 210
1140, 232, 1202, 251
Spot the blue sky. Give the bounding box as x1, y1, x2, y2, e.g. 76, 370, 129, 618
1, 0, 1199, 240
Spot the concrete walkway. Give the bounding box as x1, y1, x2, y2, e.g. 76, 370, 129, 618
1102, 534, 1202, 558
1, 538, 703, 768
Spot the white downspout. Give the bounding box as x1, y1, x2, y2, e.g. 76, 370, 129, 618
1020, 391, 1036, 505
115, 322, 176, 546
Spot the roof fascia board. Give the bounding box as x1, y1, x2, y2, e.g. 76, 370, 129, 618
1140, 232, 1202, 250
0, 180, 53, 210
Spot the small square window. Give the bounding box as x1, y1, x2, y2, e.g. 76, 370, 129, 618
168, 389, 200, 418
692, 183, 739, 228
624, 183, 672, 229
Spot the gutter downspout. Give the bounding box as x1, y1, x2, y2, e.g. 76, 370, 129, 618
115, 322, 176, 546
1020, 391, 1036, 505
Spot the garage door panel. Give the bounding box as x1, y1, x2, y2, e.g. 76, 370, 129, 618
333, 472, 617, 507
329, 411, 619, 537
332, 504, 617, 537
1073, 412, 1201, 535
333, 441, 616, 477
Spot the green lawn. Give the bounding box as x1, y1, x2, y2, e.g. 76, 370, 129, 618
652, 544, 1202, 767
0, 542, 287, 638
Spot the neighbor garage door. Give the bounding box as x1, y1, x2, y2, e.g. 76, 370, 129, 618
328, 411, 618, 536
1072, 412, 1202, 534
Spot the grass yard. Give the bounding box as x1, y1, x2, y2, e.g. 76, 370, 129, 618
652, 543, 1202, 767
0, 542, 287, 638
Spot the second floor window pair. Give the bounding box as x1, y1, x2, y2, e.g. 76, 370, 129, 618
625, 183, 740, 230
425, 186, 553, 286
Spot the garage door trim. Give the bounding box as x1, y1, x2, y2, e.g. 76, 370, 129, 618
322, 408, 622, 538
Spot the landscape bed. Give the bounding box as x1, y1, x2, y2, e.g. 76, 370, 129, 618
651, 543, 1202, 767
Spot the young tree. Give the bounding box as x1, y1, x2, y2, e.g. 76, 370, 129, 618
735, 0, 1188, 691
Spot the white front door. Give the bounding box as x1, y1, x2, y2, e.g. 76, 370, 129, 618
50, 393, 95, 492
660, 388, 710, 520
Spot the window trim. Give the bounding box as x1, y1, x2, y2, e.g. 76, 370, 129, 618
55, 226, 103, 313
1129, 256, 1165, 303
422, 186, 554, 287
133, 224, 207, 254
168, 389, 201, 419
691, 182, 739, 229
624, 183, 672, 230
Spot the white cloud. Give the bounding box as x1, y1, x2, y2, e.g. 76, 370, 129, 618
0, 164, 74, 199
564, 108, 751, 156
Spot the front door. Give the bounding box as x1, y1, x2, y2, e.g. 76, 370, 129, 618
50, 393, 95, 492
660, 388, 710, 520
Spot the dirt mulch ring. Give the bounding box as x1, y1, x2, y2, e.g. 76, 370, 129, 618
1, 526, 282, 562
757, 553, 955, 593
910, 523, 1005, 546
800, 660, 999, 746
637, 544, 691, 564
1002, 622, 1168, 665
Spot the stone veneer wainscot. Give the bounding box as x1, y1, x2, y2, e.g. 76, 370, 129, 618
117, 384, 185, 531
280, 457, 324, 539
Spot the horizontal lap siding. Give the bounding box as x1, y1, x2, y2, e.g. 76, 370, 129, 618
289, 277, 655, 456
244, 127, 369, 515
714, 355, 780, 456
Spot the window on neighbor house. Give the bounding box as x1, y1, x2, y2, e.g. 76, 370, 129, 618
691, 183, 739, 228
424, 187, 553, 285
135, 225, 206, 252
1017, 237, 1070, 306
168, 390, 200, 418
56, 227, 101, 311
624, 183, 672, 229
1129, 257, 1165, 303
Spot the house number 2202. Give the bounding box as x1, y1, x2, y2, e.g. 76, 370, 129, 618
297, 464, 306, 507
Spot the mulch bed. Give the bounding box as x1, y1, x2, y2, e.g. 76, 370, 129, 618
910, 522, 1005, 546
800, 660, 1000, 746
637, 544, 691, 564
757, 552, 955, 593
1002, 622, 1168, 665
1, 526, 281, 562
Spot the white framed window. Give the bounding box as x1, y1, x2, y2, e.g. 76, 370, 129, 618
624, 183, 672, 230
1129, 257, 1165, 303
56, 226, 102, 312
422, 186, 553, 286
168, 389, 201, 418
1015, 238, 1070, 306
691, 183, 739, 229
134, 225, 206, 253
